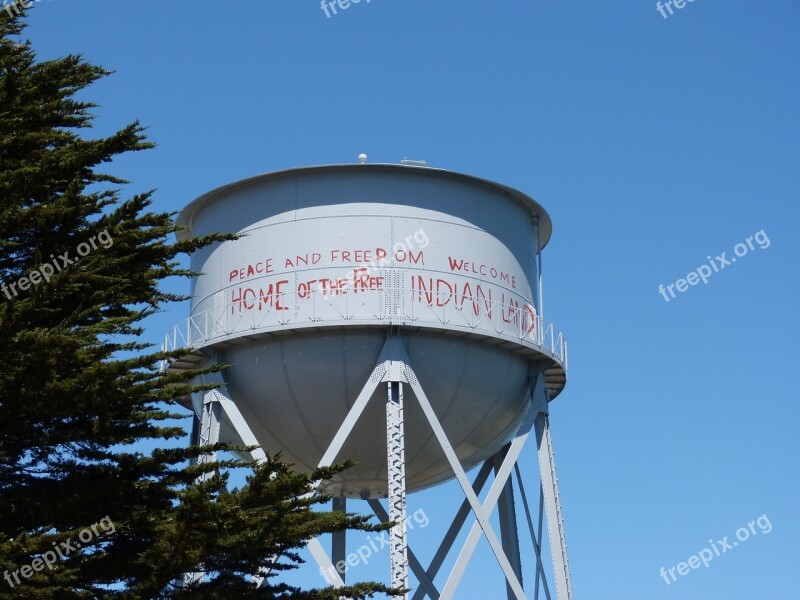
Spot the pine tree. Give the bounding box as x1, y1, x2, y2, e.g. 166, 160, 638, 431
0, 11, 398, 599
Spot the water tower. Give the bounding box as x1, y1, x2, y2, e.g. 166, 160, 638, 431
163, 162, 573, 599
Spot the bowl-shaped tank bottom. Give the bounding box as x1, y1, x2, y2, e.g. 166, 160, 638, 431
217, 329, 531, 498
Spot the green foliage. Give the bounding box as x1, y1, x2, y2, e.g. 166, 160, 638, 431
0, 11, 398, 599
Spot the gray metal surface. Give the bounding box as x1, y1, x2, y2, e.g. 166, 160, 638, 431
168, 164, 567, 497
220, 330, 531, 496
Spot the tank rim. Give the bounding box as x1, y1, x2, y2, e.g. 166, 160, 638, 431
176, 163, 554, 250
163, 323, 567, 405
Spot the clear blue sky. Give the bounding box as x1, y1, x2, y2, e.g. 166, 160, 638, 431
22, 1, 799, 598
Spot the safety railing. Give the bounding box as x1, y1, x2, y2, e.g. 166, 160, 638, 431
161, 288, 567, 372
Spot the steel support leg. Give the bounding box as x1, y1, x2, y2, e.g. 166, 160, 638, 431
189, 411, 201, 462
533, 379, 573, 600
332, 495, 347, 584
196, 390, 222, 482
494, 449, 524, 600
514, 464, 551, 600
183, 388, 224, 586
387, 377, 409, 596
368, 499, 440, 600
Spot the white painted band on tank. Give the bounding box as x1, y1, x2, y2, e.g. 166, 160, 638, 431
190, 203, 544, 351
